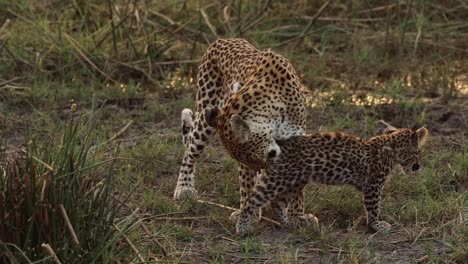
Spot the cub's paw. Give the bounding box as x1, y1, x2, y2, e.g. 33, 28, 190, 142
290, 214, 319, 230
236, 218, 253, 235
173, 185, 197, 200
230, 209, 262, 223
229, 210, 241, 223
369, 221, 392, 233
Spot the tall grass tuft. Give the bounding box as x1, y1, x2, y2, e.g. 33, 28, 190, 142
0, 111, 141, 263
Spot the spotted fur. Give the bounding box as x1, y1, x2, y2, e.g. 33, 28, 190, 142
175, 38, 307, 220
234, 122, 429, 234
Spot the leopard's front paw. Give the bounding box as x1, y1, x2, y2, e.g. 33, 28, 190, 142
368, 221, 392, 233
173, 185, 197, 200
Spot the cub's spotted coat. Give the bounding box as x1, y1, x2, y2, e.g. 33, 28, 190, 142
232, 120, 428, 234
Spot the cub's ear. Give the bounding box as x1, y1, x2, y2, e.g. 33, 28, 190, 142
230, 114, 251, 144
205, 107, 219, 128
376, 119, 398, 134
416, 127, 428, 147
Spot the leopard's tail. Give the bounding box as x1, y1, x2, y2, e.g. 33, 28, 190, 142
181, 108, 194, 147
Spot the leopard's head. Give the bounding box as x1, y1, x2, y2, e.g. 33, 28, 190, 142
383, 126, 429, 175
205, 106, 277, 170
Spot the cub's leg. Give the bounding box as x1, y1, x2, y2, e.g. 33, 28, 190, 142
230, 164, 262, 223
271, 192, 290, 226
363, 184, 391, 232
287, 187, 319, 229
236, 171, 289, 234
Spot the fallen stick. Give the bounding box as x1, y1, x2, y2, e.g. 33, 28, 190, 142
141, 223, 166, 258
107, 120, 134, 142
196, 199, 281, 226
114, 224, 146, 263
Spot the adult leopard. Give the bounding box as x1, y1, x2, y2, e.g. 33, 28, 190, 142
176, 38, 306, 219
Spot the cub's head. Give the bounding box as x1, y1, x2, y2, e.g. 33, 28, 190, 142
205, 106, 278, 170
380, 122, 429, 175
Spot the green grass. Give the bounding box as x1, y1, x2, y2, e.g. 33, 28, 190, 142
0, 109, 145, 262
1, 0, 467, 262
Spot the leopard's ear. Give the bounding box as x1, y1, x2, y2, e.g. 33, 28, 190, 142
376, 120, 398, 134
230, 114, 251, 144
205, 107, 219, 128
416, 127, 428, 147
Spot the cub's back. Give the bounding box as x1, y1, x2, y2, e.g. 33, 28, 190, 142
276, 132, 365, 156
271, 132, 369, 182
266, 132, 369, 186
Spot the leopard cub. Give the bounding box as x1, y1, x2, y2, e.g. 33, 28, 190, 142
234, 120, 429, 234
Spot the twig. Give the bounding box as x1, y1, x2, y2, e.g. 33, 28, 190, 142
455, 0, 468, 9
416, 255, 429, 263
196, 199, 281, 226
154, 59, 201, 65
305, 16, 384, 22
413, 9, 423, 57
41, 243, 62, 264
40, 172, 51, 202
111, 60, 156, 83
240, 12, 267, 34
107, 0, 118, 55
294, 0, 333, 48
172, 16, 196, 34
109, 194, 162, 263
197, 199, 238, 211
107, 120, 134, 142
0, 77, 21, 87
20, 148, 54, 171
0, 18, 11, 33
200, 9, 218, 37
58, 204, 80, 247
389, 238, 410, 244
95, 13, 132, 49
411, 227, 427, 245
141, 223, 167, 258
273, 1, 333, 48
0, 38, 7, 55
114, 224, 146, 263
220, 236, 236, 243
150, 10, 176, 25
239, 0, 271, 35
155, 216, 208, 221
223, 6, 231, 32
419, 39, 468, 53
357, 2, 403, 14
63, 33, 114, 82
